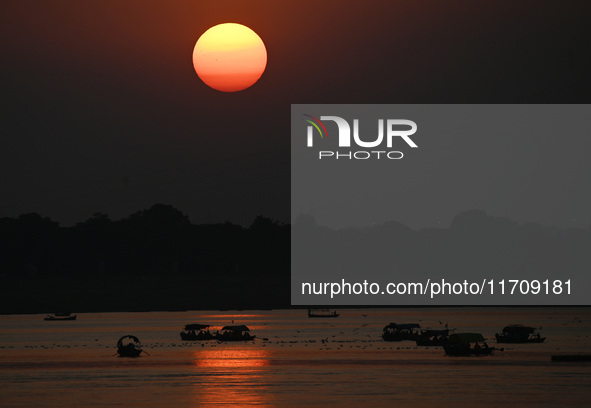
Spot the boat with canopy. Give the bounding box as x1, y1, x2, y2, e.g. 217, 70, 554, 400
382, 323, 421, 341
415, 329, 451, 346
495, 324, 545, 343
443, 333, 500, 356
180, 323, 215, 341
217, 325, 255, 341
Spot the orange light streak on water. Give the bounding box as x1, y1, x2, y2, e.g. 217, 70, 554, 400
189, 347, 271, 406
193, 347, 270, 368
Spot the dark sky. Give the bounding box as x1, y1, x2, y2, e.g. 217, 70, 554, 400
1, 0, 589, 226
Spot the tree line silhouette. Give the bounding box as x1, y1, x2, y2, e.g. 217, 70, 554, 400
0, 204, 290, 313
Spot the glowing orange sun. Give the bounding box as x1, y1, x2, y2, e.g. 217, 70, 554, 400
193, 23, 267, 92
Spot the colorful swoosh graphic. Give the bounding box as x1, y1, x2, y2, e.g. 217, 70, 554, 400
303, 114, 328, 138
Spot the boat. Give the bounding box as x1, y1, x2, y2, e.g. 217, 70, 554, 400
551, 355, 591, 362
443, 333, 499, 356
382, 323, 420, 341
495, 324, 545, 343
216, 325, 255, 341
308, 308, 339, 318
117, 335, 144, 357
44, 313, 77, 321
415, 329, 451, 346
180, 324, 215, 341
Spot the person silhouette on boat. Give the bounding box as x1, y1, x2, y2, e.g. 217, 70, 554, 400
474, 342, 481, 352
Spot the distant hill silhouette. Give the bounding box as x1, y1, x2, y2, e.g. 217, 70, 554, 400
293, 210, 591, 303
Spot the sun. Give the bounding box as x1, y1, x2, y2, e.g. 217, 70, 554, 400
193, 23, 267, 92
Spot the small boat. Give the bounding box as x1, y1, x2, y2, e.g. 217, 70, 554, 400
180, 324, 215, 341
216, 325, 255, 341
382, 323, 420, 341
443, 333, 499, 356
307, 308, 339, 318
117, 335, 144, 357
551, 355, 591, 362
495, 324, 545, 343
44, 313, 77, 321
415, 329, 451, 346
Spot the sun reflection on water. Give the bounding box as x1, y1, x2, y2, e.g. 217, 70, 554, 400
193, 347, 270, 368
190, 347, 272, 407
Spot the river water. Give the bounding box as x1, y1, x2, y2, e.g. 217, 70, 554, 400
1, 308, 590, 407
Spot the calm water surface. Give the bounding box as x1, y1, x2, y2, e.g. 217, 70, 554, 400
1, 308, 590, 407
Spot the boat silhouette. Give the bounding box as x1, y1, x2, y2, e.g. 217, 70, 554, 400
117, 335, 145, 357
307, 308, 339, 318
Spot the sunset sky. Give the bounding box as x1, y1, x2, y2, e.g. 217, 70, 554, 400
1, 0, 589, 227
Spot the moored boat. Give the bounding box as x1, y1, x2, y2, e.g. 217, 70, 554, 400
444, 333, 499, 356
308, 308, 339, 318
216, 325, 255, 341
180, 324, 215, 341
495, 324, 545, 343
415, 329, 451, 346
44, 313, 77, 321
382, 323, 420, 341
551, 354, 591, 362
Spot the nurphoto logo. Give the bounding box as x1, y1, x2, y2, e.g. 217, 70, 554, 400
303, 114, 418, 160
